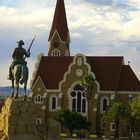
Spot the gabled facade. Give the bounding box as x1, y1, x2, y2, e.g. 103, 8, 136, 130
30, 0, 140, 138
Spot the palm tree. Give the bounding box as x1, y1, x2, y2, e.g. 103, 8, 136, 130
128, 96, 140, 137
81, 74, 98, 101
81, 74, 98, 133
103, 102, 129, 138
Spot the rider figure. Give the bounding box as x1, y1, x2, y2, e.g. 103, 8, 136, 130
8, 40, 30, 80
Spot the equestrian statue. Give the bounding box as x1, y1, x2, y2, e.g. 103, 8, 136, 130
8, 36, 36, 99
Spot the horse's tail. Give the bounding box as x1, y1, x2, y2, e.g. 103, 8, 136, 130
20, 65, 28, 85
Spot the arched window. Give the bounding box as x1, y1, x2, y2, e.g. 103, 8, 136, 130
110, 123, 116, 131
103, 98, 107, 111
52, 97, 56, 110
82, 99, 86, 113
36, 118, 42, 125
72, 98, 76, 112
34, 94, 43, 104
35, 97, 38, 102
38, 95, 41, 102
51, 49, 60, 56
100, 96, 109, 112
50, 96, 57, 111
71, 84, 86, 113
52, 51, 55, 56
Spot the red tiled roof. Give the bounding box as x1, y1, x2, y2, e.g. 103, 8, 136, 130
118, 65, 140, 91
87, 56, 123, 90
34, 56, 73, 89
32, 56, 140, 91
48, 0, 69, 41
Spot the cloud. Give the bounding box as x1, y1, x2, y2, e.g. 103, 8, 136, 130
71, 32, 82, 38
85, 0, 113, 6
35, 24, 49, 30
1, 0, 140, 87
120, 13, 140, 40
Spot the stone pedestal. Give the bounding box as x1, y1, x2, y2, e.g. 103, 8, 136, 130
46, 118, 61, 140
0, 97, 41, 140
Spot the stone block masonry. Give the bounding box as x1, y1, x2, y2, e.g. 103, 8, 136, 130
0, 97, 41, 140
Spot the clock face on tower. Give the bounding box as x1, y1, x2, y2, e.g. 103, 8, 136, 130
53, 41, 59, 48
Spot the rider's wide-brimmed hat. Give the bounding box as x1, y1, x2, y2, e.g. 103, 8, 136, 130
17, 40, 25, 45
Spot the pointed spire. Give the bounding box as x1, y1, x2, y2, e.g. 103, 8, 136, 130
48, 0, 69, 41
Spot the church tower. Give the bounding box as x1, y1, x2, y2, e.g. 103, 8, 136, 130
48, 0, 70, 56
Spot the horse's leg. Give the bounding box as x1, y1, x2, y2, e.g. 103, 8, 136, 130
22, 65, 28, 101
15, 81, 19, 99
11, 79, 14, 97
23, 82, 27, 101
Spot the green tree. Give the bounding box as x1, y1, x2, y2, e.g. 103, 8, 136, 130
53, 109, 90, 135
81, 74, 98, 133
103, 102, 129, 138
127, 96, 140, 136
81, 74, 98, 100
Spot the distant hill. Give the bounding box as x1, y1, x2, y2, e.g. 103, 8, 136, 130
0, 86, 30, 96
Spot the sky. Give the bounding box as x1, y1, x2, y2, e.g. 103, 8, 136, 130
0, 0, 140, 88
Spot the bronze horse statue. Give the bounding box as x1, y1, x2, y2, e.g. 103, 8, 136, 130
9, 37, 36, 99
11, 63, 28, 99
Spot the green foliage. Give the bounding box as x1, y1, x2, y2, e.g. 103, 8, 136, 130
81, 74, 97, 91
102, 96, 140, 137
102, 102, 130, 138
103, 102, 129, 122
53, 109, 90, 134
129, 96, 140, 120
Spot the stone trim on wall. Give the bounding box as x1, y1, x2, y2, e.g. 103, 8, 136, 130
100, 96, 109, 113
117, 91, 140, 94
110, 122, 116, 132
99, 90, 140, 95
59, 53, 100, 92
99, 91, 116, 94
110, 94, 115, 100
49, 30, 69, 43
46, 89, 61, 92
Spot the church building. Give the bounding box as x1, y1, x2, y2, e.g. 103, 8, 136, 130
30, 0, 140, 137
